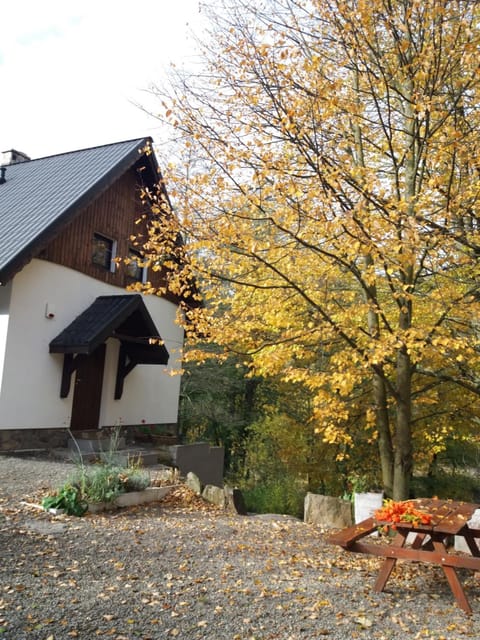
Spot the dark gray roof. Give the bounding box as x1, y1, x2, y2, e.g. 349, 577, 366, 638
0, 137, 156, 284
49, 294, 169, 364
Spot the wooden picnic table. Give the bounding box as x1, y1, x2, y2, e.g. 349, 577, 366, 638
328, 498, 480, 614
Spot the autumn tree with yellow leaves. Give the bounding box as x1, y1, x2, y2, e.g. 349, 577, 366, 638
142, 0, 480, 499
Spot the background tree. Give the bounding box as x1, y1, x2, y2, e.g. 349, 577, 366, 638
179, 350, 258, 473
142, 0, 480, 499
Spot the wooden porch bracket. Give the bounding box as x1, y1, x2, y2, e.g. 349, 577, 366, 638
60, 353, 86, 398
114, 344, 138, 400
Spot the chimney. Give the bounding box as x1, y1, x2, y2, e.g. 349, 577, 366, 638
0, 167, 5, 184
0, 149, 31, 165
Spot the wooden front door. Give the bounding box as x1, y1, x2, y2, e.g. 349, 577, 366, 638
70, 344, 106, 431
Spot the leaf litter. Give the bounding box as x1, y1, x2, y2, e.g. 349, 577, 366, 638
1, 456, 480, 638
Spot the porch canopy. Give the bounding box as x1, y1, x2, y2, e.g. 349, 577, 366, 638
49, 294, 170, 399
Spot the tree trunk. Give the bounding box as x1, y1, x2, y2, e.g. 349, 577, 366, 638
365, 272, 394, 496
374, 372, 394, 496
393, 345, 413, 500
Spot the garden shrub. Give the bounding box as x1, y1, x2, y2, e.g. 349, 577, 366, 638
411, 473, 480, 502
42, 460, 151, 515
242, 476, 305, 518
41, 483, 88, 516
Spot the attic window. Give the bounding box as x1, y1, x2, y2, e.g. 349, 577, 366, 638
92, 233, 116, 272
126, 248, 146, 283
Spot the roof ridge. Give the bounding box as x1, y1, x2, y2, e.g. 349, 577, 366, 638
25, 137, 153, 164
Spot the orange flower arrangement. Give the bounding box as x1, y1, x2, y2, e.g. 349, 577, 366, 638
375, 499, 433, 531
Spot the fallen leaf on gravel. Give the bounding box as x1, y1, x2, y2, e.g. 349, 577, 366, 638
159, 486, 220, 512
356, 616, 373, 628
314, 599, 331, 608
3, 456, 480, 639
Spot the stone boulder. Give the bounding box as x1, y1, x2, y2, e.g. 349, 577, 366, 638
202, 484, 226, 508
304, 493, 352, 528
185, 471, 202, 495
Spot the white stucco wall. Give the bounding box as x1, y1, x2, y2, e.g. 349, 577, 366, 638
0, 259, 184, 429
0, 282, 12, 392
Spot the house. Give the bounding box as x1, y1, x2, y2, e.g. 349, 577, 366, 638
0, 138, 185, 452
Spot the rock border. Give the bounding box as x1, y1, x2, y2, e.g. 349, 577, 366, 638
82, 485, 179, 514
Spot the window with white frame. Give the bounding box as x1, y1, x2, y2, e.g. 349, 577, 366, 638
126, 248, 147, 283
92, 233, 116, 272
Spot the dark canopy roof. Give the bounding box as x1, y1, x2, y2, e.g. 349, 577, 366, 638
49, 294, 169, 364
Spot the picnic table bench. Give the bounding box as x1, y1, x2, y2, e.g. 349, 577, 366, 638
328, 498, 480, 614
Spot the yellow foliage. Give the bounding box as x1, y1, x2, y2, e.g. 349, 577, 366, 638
140, 0, 480, 498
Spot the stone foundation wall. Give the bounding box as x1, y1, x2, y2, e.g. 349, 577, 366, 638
0, 428, 69, 452
0, 424, 180, 453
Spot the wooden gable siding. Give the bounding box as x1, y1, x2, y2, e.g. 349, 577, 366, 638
41, 169, 164, 290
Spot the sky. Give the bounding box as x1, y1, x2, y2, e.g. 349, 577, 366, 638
0, 0, 205, 159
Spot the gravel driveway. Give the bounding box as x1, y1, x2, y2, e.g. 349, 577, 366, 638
1, 455, 480, 639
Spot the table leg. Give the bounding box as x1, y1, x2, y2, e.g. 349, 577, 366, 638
374, 529, 407, 592
431, 539, 472, 615
411, 533, 427, 549
462, 529, 480, 558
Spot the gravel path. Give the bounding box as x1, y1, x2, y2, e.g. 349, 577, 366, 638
1, 455, 480, 639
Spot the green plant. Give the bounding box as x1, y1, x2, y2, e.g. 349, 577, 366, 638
42, 483, 88, 516
119, 467, 150, 492
348, 474, 370, 494
342, 472, 382, 501
242, 477, 304, 518
411, 472, 480, 502
70, 459, 151, 504
77, 465, 125, 503
44, 428, 152, 515
98, 426, 124, 466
